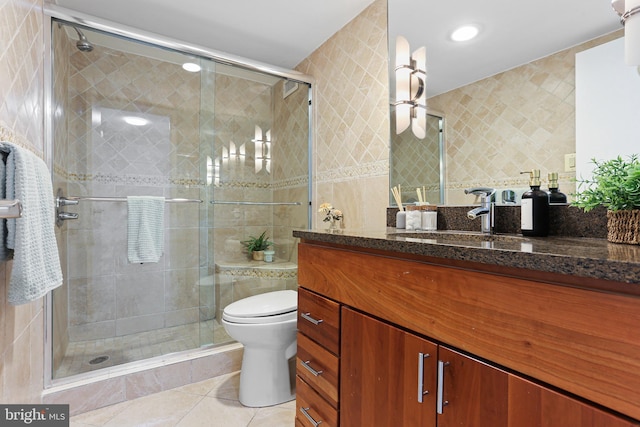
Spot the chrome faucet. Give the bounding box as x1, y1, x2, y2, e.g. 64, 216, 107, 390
465, 188, 495, 235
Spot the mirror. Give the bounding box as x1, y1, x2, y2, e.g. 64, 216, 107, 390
388, 0, 623, 205
390, 110, 444, 205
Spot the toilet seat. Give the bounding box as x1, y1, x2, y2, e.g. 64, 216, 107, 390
222, 290, 297, 324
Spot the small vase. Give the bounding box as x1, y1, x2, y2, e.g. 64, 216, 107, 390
252, 250, 265, 261
328, 218, 340, 231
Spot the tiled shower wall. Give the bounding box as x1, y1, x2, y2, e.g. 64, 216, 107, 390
56, 38, 205, 345
0, 0, 46, 404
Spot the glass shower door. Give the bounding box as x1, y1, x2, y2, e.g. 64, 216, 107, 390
50, 20, 310, 381
200, 64, 311, 346
51, 22, 217, 378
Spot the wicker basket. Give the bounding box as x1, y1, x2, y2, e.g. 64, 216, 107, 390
607, 209, 640, 245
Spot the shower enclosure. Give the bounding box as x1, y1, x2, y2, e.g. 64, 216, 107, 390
49, 19, 311, 380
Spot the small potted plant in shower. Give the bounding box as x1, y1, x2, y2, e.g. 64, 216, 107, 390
241, 231, 274, 261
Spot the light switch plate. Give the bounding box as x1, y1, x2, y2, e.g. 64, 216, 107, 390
565, 153, 576, 172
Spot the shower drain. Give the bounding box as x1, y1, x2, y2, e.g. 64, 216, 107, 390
89, 355, 109, 365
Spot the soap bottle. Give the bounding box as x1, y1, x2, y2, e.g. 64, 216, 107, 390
547, 172, 567, 204
520, 169, 549, 237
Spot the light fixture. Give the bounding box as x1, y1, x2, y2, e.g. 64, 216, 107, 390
123, 116, 148, 126
394, 36, 427, 139
451, 25, 479, 42
182, 62, 201, 72
252, 125, 271, 173
612, 0, 640, 65
206, 156, 213, 186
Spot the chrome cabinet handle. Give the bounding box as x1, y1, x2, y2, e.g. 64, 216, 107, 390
300, 360, 324, 377
417, 352, 430, 403
437, 360, 450, 414
301, 312, 324, 325
300, 407, 322, 426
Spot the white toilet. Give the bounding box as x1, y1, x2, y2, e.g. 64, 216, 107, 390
222, 290, 298, 407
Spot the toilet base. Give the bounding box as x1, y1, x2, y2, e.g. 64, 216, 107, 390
238, 345, 296, 407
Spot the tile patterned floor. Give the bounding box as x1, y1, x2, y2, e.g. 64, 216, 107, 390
56, 320, 232, 379
70, 371, 295, 427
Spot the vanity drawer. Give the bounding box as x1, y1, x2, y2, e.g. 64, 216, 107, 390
298, 287, 340, 355
297, 332, 339, 408
296, 376, 339, 427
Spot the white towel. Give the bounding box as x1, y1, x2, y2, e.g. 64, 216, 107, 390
127, 196, 165, 263
0, 142, 63, 305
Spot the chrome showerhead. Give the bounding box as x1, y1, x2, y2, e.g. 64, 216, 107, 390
73, 27, 94, 52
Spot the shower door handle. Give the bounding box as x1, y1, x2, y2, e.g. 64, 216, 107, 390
58, 212, 79, 221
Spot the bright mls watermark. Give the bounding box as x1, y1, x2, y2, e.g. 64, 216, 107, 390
0, 405, 69, 426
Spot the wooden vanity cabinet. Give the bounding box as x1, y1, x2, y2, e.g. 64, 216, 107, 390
341, 307, 508, 427
297, 241, 640, 426
341, 307, 638, 427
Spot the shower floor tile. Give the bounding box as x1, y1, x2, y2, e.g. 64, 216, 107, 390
55, 319, 232, 379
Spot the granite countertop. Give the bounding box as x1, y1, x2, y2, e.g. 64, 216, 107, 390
293, 228, 640, 286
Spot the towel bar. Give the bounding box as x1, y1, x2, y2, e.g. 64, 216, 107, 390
59, 196, 203, 203
0, 199, 23, 218
211, 200, 302, 206
54, 190, 202, 227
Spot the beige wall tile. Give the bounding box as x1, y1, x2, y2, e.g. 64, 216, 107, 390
297, 0, 390, 230
0, 0, 46, 404
430, 31, 622, 205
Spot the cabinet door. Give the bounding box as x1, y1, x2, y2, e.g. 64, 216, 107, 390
437, 346, 509, 427
507, 374, 640, 427
341, 307, 437, 427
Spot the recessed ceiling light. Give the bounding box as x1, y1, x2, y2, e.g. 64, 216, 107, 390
451, 25, 480, 42
123, 116, 149, 126
182, 62, 201, 72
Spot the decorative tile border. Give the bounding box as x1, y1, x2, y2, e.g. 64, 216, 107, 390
214, 264, 298, 280
0, 122, 41, 157
60, 171, 309, 192
315, 160, 388, 184
447, 171, 575, 192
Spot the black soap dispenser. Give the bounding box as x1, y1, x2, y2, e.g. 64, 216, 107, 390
520, 169, 549, 237
547, 172, 567, 204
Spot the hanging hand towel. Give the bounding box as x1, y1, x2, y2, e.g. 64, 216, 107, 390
127, 196, 165, 263
0, 142, 63, 305
0, 156, 9, 261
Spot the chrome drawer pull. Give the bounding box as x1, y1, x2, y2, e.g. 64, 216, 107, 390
417, 352, 430, 403
301, 312, 324, 325
437, 360, 450, 414
300, 407, 323, 426
301, 360, 324, 376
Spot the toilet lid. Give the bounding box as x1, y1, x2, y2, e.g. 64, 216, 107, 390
223, 290, 297, 318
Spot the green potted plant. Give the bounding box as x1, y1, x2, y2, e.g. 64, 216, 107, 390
241, 231, 274, 260
573, 155, 640, 244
